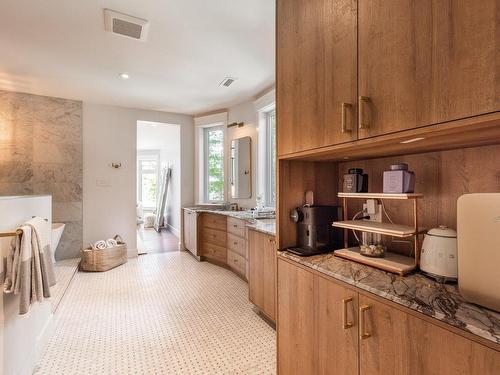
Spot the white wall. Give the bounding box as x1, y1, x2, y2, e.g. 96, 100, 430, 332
137, 122, 181, 235
83, 103, 194, 256
193, 88, 275, 209
225, 102, 259, 208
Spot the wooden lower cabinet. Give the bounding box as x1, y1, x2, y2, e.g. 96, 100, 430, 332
277, 258, 500, 375
359, 294, 500, 375
277, 258, 358, 374
248, 230, 277, 321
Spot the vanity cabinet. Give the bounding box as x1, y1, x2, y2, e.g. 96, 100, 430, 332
188, 212, 249, 279
277, 258, 500, 375
248, 229, 277, 322
357, 0, 500, 139
276, 0, 357, 156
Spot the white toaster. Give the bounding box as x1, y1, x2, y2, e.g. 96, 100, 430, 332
457, 193, 500, 312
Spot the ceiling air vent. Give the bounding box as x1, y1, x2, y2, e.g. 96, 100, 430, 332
104, 9, 149, 41
220, 77, 237, 87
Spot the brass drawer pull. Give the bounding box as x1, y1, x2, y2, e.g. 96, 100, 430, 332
341, 102, 352, 133
358, 96, 370, 129
359, 304, 372, 339
233, 224, 238, 228
342, 297, 354, 329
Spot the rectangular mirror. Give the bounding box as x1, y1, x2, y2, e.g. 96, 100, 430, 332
230, 136, 252, 199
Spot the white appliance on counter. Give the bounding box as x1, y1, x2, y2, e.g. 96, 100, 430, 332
457, 193, 500, 312
420, 225, 458, 282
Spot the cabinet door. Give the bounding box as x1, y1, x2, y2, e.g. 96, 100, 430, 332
277, 259, 358, 375
358, 0, 500, 139
277, 0, 357, 155
315, 272, 359, 375
359, 294, 500, 375
248, 230, 276, 321
183, 211, 195, 252
277, 259, 316, 374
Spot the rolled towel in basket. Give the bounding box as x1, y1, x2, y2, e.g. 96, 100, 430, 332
93, 240, 107, 250
106, 238, 118, 248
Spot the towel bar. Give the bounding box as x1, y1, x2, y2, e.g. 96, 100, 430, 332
0, 229, 23, 238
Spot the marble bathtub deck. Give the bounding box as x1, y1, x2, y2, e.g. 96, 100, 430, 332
279, 251, 500, 345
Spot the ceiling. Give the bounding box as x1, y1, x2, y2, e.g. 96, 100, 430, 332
0, 0, 275, 114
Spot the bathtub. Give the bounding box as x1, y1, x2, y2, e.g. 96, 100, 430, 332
51, 222, 65, 262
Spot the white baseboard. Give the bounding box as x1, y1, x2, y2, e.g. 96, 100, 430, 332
166, 223, 180, 238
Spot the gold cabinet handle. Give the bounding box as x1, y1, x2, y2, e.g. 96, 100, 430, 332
341, 102, 352, 133
342, 297, 354, 329
359, 304, 372, 339
358, 96, 370, 129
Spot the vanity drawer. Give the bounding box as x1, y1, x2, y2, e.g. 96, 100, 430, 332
201, 242, 227, 263
227, 217, 246, 238
227, 250, 246, 277
201, 213, 227, 231
227, 233, 246, 258
202, 228, 227, 247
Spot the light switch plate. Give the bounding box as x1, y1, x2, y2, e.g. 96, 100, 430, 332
96, 178, 112, 187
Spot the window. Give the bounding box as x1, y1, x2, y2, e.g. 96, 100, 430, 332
266, 109, 276, 206
137, 151, 160, 210
204, 126, 225, 202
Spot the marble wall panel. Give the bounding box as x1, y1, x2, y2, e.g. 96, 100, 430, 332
0, 90, 82, 259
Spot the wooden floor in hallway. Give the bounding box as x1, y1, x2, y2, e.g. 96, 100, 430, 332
137, 225, 180, 254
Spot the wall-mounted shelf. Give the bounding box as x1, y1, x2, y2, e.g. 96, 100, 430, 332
335, 247, 416, 276
332, 220, 425, 238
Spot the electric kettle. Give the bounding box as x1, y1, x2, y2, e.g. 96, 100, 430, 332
420, 225, 458, 282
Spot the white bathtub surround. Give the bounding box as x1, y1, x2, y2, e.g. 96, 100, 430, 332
36, 252, 276, 374
4, 216, 57, 314
0, 195, 54, 375
51, 223, 66, 263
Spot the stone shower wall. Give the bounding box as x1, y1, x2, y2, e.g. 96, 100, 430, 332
0, 90, 82, 259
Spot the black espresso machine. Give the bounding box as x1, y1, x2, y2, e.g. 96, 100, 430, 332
288, 205, 343, 256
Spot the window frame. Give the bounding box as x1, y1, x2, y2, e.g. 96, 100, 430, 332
203, 125, 225, 203
265, 109, 276, 207
137, 150, 161, 210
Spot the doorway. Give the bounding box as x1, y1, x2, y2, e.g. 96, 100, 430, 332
136, 121, 181, 254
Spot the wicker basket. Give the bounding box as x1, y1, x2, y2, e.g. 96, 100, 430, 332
80, 235, 128, 272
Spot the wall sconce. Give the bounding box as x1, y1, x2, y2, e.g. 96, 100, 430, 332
227, 122, 245, 128
111, 162, 122, 169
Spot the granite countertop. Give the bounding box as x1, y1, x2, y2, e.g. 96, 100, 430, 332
246, 219, 276, 236
279, 251, 500, 345
183, 206, 276, 236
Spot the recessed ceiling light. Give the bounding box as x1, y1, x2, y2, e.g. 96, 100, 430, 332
400, 137, 425, 144
119, 73, 130, 80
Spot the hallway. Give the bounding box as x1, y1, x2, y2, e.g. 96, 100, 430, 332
137, 226, 180, 254
35, 252, 276, 374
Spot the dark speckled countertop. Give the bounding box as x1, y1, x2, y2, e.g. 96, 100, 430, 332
279, 250, 500, 345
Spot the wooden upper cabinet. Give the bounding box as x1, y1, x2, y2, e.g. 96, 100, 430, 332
277, 0, 357, 155
359, 294, 500, 375
358, 0, 500, 139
